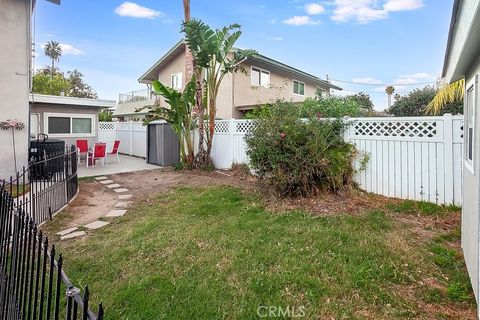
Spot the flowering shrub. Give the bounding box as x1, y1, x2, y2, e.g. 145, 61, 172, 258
245, 103, 355, 196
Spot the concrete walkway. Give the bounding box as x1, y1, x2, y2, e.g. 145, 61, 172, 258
78, 154, 160, 178
57, 175, 134, 240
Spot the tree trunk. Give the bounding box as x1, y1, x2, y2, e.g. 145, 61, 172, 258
206, 95, 216, 158
51, 59, 54, 79
193, 68, 208, 166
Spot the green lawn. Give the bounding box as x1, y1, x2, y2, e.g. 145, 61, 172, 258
48, 186, 475, 319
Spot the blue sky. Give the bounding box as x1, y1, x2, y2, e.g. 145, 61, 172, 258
33, 0, 454, 110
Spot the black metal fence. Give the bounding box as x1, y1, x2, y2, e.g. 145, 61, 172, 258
9, 145, 78, 224
0, 146, 104, 319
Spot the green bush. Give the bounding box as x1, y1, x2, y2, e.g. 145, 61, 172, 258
245, 102, 356, 196
245, 96, 361, 119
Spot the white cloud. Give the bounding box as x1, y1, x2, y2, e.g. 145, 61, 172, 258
283, 16, 321, 26
267, 36, 283, 41
393, 78, 419, 85
59, 43, 85, 55
329, 0, 424, 23
331, 0, 387, 23
383, 0, 424, 12
305, 3, 326, 15
398, 72, 433, 79
114, 2, 162, 19
353, 77, 383, 84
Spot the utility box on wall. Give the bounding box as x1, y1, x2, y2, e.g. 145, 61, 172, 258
147, 121, 180, 166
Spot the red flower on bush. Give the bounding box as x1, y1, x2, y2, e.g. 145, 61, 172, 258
279, 131, 286, 139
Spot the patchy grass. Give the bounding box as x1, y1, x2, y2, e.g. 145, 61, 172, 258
387, 200, 460, 217
45, 186, 475, 319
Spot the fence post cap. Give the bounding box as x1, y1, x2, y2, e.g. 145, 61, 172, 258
66, 286, 81, 297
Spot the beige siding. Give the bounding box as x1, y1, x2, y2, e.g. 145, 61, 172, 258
232, 61, 329, 116
156, 53, 186, 107
0, 0, 30, 179
30, 104, 101, 146
462, 53, 480, 301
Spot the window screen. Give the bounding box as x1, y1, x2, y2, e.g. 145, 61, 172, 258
251, 68, 260, 85
48, 117, 70, 134
72, 118, 92, 134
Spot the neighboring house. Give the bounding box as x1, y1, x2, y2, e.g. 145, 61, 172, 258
115, 40, 341, 120
0, 0, 59, 180
442, 0, 480, 307
30, 94, 115, 146
112, 89, 153, 121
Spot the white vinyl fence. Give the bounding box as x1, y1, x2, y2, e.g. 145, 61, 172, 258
208, 115, 464, 206
100, 115, 464, 205
98, 122, 147, 158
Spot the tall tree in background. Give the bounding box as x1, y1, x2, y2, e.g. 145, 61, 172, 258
44, 41, 62, 79
385, 85, 395, 108
67, 69, 98, 98
347, 92, 374, 111
388, 86, 463, 116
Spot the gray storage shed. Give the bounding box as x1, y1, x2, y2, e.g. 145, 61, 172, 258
147, 121, 180, 166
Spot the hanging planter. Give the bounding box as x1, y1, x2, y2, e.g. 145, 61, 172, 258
0, 119, 25, 174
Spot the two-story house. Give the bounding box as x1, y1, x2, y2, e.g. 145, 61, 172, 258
113, 40, 342, 121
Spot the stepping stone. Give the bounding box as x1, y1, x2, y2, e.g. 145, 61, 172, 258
105, 209, 127, 217
95, 176, 108, 181
84, 220, 109, 230
99, 179, 114, 185
118, 194, 132, 200
61, 231, 86, 240
115, 201, 132, 208
56, 227, 78, 236
114, 188, 129, 193
106, 183, 121, 189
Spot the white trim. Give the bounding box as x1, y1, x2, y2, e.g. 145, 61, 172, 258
30, 94, 115, 108
250, 66, 270, 88
465, 77, 476, 174
171, 72, 183, 90
293, 79, 305, 96
44, 112, 96, 138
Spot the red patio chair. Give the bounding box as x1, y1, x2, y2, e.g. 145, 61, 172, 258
76, 139, 88, 163
87, 143, 107, 167
106, 140, 121, 164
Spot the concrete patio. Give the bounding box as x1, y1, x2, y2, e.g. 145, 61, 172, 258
78, 154, 160, 178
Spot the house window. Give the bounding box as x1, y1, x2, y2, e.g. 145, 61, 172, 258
251, 67, 270, 87
293, 80, 305, 95
171, 72, 183, 90
466, 82, 475, 167
45, 113, 95, 137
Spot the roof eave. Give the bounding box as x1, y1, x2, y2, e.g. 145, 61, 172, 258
247, 54, 342, 91
442, 0, 461, 78
138, 40, 185, 83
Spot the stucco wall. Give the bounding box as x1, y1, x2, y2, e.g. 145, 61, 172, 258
30, 104, 101, 146
0, 0, 31, 180
462, 52, 480, 301
156, 53, 185, 107
232, 60, 330, 116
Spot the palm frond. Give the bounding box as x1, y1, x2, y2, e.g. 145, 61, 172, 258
426, 79, 464, 115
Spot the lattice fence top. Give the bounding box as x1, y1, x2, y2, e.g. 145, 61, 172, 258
235, 121, 255, 134
214, 121, 230, 134
351, 119, 439, 139
99, 122, 116, 130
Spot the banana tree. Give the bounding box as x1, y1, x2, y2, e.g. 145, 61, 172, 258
182, 19, 255, 162
146, 79, 196, 164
